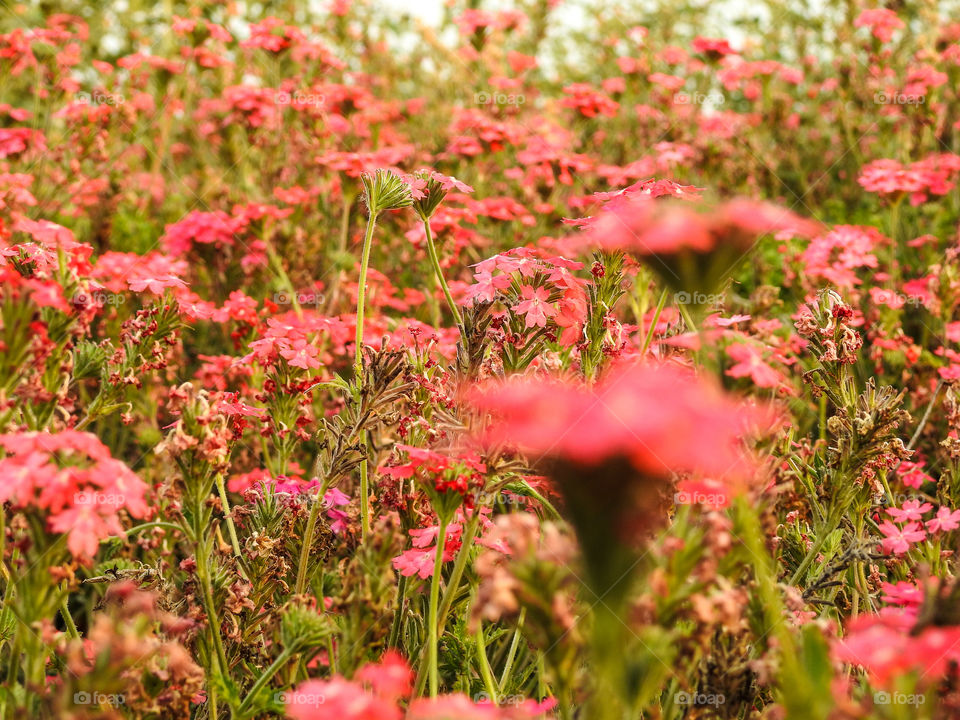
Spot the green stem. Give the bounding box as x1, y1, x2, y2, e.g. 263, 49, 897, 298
294, 480, 329, 596
789, 505, 843, 586
677, 301, 698, 334
354, 211, 378, 379
215, 474, 244, 562
125, 521, 185, 537
264, 237, 303, 320
436, 508, 483, 628
388, 573, 408, 648
236, 647, 295, 716
641, 288, 669, 354
498, 608, 525, 691
59, 591, 80, 641
358, 455, 370, 540
423, 219, 463, 331
427, 515, 449, 698
195, 538, 230, 681
475, 622, 499, 704
208, 682, 218, 720
354, 211, 378, 540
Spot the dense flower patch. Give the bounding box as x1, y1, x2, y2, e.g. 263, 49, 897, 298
3, 1, 960, 718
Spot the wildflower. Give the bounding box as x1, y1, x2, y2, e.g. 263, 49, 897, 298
926, 507, 960, 533
835, 612, 960, 685
854, 8, 905, 43
514, 285, 556, 328
473, 362, 767, 478
409, 169, 474, 220
361, 168, 414, 217
560, 83, 620, 118
691, 36, 737, 59
286, 676, 401, 720
725, 342, 788, 389
897, 460, 934, 489
0, 431, 150, 562
279, 337, 322, 370
579, 195, 818, 297
886, 499, 933, 523
877, 520, 926, 555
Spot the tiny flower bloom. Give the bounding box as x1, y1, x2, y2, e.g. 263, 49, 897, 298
514, 285, 556, 328
926, 507, 960, 533
878, 520, 926, 555
885, 499, 933, 523
280, 338, 322, 370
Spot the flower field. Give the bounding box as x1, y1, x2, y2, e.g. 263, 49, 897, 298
3, 0, 960, 717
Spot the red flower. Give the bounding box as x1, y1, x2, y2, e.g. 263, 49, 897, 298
691, 36, 737, 58
836, 611, 960, 685
580, 195, 818, 256
472, 362, 770, 484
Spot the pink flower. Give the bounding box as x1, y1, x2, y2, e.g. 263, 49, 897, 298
471, 362, 771, 484
280, 338, 322, 370
392, 547, 439, 579
128, 274, 188, 294
926, 507, 960, 533
579, 195, 819, 256
725, 342, 786, 389
854, 8, 904, 43
427, 171, 474, 194
897, 460, 933, 489
835, 611, 960, 685
286, 677, 400, 720
48, 502, 124, 560
877, 520, 926, 555
880, 581, 924, 608
885, 499, 933, 523
355, 651, 412, 701
514, 285, 556, 328
0, 431, 150, 563
463, 270, 512, 304
691, 36, 737, 58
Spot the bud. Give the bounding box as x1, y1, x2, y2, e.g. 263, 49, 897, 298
409, 169, 474, 220
360, 168, 414, 217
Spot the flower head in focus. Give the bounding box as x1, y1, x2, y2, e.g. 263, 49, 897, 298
409, 169, 474, 220
361, 168, 414, 217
